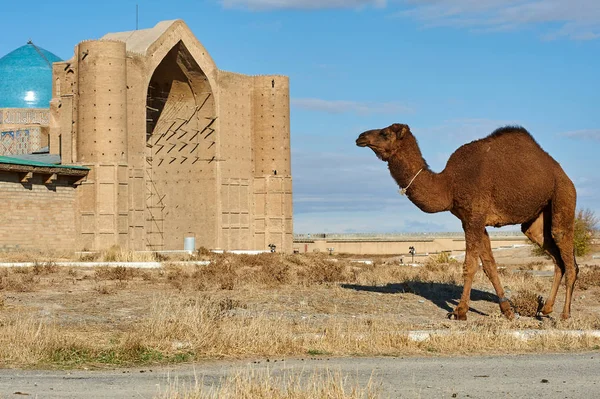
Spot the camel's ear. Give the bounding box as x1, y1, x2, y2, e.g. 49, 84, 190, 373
390, 123, 409, 139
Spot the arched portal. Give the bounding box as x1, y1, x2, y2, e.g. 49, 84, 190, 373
145, 41, 217, 250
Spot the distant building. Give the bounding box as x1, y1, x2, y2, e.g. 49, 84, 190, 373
0, 20, 293, 253
0, 42, 61, 155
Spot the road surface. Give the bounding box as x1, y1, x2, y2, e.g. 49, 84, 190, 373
0, 352, 598, 398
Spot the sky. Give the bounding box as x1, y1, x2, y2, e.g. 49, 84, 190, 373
2, 0, 599, 234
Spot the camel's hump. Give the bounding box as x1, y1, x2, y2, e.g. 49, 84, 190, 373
487, 125, 534, 141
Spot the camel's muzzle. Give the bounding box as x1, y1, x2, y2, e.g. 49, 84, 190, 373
356, 133, 369, 147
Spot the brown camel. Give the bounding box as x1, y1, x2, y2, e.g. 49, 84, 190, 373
356, 123, 578, 320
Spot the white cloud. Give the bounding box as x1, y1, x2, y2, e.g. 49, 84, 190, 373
292, 98, 413, 115
559, 129, 600, 141
398, 0, 600, 40
220, 0, 600, 40
221, 0, 386, 10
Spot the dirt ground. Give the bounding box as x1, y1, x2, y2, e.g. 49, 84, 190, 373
0, 246, 599, 369
3, 247, 600, 328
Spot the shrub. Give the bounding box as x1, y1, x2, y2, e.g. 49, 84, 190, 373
511, 290, 543, 317
95, 266, 136, 281
576, 266, 600, 290
530, 208, 598, 257
424, 252, 458, 271
574, 208, 598, 257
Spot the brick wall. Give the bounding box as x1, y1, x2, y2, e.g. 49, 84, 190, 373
0, 171, 77, 251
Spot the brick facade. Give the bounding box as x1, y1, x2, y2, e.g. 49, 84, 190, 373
0, 171, 77, 251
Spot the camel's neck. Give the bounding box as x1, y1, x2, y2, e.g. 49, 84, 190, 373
387, 144, 453, 214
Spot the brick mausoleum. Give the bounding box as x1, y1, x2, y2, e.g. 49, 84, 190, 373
0, 20, 293, 253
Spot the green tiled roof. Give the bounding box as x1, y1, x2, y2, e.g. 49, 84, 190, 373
0, 156, 89, 170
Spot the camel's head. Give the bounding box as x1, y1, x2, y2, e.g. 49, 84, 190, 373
356, 123, 411, 162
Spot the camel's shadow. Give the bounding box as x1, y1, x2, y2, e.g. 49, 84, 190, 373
341, 281, 499, 316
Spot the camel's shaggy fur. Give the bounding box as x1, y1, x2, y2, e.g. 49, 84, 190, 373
357, 123, 578, 320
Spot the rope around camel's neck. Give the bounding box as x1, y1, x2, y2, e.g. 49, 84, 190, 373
388, 151, 453, 214
399, 168, 423, 196
388, 148, 427, 193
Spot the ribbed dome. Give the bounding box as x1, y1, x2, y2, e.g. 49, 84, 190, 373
0, 42, 62, 109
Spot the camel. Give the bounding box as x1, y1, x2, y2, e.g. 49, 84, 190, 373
356, 123, 578, 320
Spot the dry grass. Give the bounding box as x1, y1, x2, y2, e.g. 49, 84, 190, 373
576, 266, 600, 290
510, 290, 543, 317
0, 293, 598, 368
0, 252, 598, 368
95, 265, 137, 281
0, 250, 74, 263
517, 261, 547, 271
158, 368, 379, 399
93, 246, 167, 262
0, 246, 199, 263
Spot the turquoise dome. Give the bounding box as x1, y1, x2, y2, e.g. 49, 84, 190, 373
0, 42, 62, 109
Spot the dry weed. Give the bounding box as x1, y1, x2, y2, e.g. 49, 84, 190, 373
94, 284, 114, 295
510, 290, 543, 317
518, 261, 546, 271
0, 272, 38, 292
32, 261, 59, 275
191, 257, 236, 290
95, 266, 136, 281
295, 256, 350, 285
424, 252, 459, 271
0, 249, 73, 263
158, 368, 379, 399
101, 245, 160, 262
576, 266, 600, 290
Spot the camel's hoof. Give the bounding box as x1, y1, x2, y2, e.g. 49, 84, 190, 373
503, 309, 515, 321
535, 312, 553, 320
560, 313, 570, 321
499, 301, 514, 320
447, 312, 467, 321
539, 307, 553, 317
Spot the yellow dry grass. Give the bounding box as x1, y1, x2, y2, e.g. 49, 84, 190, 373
158, 368, 379, 399
0, 245, 198, 263
0, 252, 597, 368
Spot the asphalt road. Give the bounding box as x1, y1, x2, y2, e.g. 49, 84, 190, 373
0, 352, 598, 398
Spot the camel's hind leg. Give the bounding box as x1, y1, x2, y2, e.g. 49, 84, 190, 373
550, 194, 578, 319
480, 229, 514, 319
521, 209, 569, 317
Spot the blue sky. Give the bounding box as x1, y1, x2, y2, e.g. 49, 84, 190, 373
2, 0, 599, 233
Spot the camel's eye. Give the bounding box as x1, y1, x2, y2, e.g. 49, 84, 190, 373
380, 130, 389, 138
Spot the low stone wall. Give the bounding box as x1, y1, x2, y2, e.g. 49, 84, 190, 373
294, 233, 529, 255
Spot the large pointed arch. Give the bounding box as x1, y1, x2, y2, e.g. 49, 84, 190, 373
142, 32, 219, 250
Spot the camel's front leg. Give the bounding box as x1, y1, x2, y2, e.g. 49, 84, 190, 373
481, 229, 514, 319
448, 228, 482, 321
